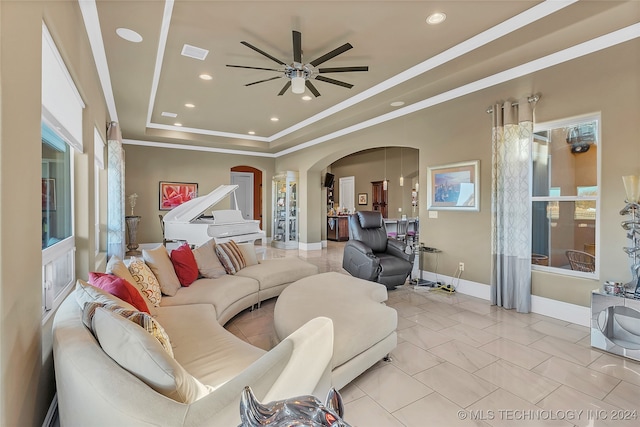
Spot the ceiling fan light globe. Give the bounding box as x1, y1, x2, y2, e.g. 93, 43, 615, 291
291, 76, 306, 94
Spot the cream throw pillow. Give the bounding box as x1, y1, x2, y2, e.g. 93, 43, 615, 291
192, 239, 226, 279
127, 257, 162, 314
75, 279, 137, 312
82, 302, 174, 358
92, 307, 212, 403
143, 246, 181, 296
238, 243, 259, 266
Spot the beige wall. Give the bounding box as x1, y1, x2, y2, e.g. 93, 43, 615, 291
0, 1, 108, 426
123, 144, 276, 244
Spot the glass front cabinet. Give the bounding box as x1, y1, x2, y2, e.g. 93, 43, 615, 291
272, 171, 298, 249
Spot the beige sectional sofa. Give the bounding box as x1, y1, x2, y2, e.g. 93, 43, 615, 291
52, 244, 324, 427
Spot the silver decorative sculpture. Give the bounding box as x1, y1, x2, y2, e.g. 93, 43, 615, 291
239, 386, 351, 427
621, 175, 640, 297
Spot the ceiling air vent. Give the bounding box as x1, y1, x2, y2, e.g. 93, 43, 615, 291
181, 44, 209, 61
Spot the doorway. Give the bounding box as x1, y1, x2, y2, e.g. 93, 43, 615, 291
230, 166, 263, 229
371, 181, 388, 218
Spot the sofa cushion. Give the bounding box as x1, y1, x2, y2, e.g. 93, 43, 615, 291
154, 304, 266, 387
92, 307, 212, 403
236, 258, 319, 291
238, 243, 259, 267
143, 245, 181, 296
159, 275, 259, 316
170, 243, 199, 286
82, 302, 173, 357
127, 257, 162, 314
215, 241, 246, 274
74, 279, 137, 312
192, 239, 226, 279
105, 255, 137, 289
88, 272, 150, 314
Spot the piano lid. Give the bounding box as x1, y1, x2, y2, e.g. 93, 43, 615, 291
163, 184, 238, 224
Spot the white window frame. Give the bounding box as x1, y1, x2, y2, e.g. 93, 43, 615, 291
531, 113, 601, 279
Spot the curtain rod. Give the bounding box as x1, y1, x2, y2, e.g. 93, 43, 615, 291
486, 94, 541, 114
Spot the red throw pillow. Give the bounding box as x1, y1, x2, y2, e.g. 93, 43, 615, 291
170, 243, 199, 286
88, 272, 150, 314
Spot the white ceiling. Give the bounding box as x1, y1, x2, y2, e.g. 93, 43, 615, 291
81, 0, 640, 156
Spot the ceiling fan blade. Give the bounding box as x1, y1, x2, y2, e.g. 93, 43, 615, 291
292, 31, 302, 63
305, 80, 321, 97
240, 41, 287, 66
314, 75, 353, 89
226, 64, 281, 72
277, 81, 291, 96
245, 76, 281, 87
318, 66, 369, 73
309, 43, 353, 67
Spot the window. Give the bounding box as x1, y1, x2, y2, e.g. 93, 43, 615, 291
41, 23, 85, 317
531, 115, 599, 277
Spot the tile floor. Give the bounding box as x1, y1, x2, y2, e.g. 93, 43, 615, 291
225, 241, 640, 427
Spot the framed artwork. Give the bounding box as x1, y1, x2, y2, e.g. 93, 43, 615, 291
358, 193, 368, 205
159, 181, 198, 210
427, 160, 479, 211
42, 178, 56, 211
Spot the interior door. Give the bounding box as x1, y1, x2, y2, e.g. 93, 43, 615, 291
371, 181, 388, 218
339, 176, 355, 213
230, 172, 253, 220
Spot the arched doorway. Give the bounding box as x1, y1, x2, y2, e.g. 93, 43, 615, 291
231, 166, 263, 229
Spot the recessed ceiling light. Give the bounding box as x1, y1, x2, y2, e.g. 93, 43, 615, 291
302, 95, 312, 101
199, 74, 213, 80
184, 103, 195, 108
116, 27, 143, 43
390, 101, 405, 107
174, 123, 182, 127
426, 12, 446, 25
270, 117, 279, 122
161, 111, 177, 118
248, 131, 256, 135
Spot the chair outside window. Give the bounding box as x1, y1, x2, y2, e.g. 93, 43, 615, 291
566, 250, 595, 272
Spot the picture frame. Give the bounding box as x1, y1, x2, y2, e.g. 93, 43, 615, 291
159, 181, 198, 210
358, 193, 368, 205
42, 178, 56, 211
427, 160, 479, 211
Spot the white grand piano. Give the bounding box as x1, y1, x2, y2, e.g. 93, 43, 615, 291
162, 184, 265, 247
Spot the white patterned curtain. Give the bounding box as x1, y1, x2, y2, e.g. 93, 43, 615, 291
490, 98, 535, 313
107, 122, 125, 259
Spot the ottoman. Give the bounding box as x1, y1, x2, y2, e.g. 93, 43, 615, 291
274, 272, 397, 390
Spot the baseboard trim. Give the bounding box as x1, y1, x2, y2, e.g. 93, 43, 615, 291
299, 241, 323, 251
42, 393, 58, 427
420, 271, 590, 327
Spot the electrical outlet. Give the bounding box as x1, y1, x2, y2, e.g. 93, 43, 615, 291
459, 262, 465, 272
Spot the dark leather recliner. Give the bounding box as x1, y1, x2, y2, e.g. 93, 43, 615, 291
342, 211, 414, 289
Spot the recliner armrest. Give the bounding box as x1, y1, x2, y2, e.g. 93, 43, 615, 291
345, 240, 374, 256
386, 238, 413, 263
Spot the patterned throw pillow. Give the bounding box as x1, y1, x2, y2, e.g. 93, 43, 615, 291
83, 302, 174, 358
127, 257, 162, 307
215, 241, 246, 274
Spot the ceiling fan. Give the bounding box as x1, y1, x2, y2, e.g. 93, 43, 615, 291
226, 30, 369, 97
